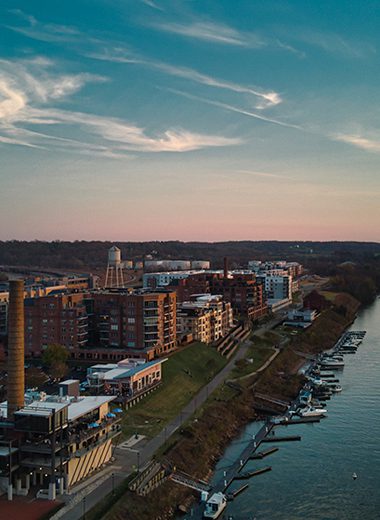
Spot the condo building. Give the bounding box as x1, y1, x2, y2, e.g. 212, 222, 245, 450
177, 294, 233, 344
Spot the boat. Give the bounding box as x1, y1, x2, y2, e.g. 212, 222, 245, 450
320, 359, 345, 368
326, 383, 342, 393
311, 399, 326, 408
323, 355, 344, 361
203, 492, 227, 519
298, 406, 327, 417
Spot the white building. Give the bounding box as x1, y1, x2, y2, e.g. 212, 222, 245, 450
264, 274, 292, 301
143, 270, 205, 289
284, 308, 317, 328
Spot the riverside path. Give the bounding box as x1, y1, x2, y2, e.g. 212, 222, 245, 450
54, 315, 283, 520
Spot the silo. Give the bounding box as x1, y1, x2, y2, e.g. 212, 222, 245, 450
7, 279, 25, 419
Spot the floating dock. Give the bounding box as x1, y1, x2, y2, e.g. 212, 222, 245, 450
250, 447, 279, 459
234, 467, 272, 480
262, 434, 301, 442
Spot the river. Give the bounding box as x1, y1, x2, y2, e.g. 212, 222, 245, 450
210, 297, 380, 519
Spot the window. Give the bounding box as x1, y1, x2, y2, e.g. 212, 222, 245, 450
111, 325, 118, 331
128, 318, 135, 324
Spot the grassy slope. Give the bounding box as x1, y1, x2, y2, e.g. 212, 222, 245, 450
229, 337, 274, 379
121, 342, 227, 438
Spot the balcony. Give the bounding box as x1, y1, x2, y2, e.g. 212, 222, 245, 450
67, 416, 121, 446
69, 425, 121, 459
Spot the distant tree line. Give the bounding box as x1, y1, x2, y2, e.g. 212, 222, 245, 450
1, 240, 379, 271
0, 240, 379, 304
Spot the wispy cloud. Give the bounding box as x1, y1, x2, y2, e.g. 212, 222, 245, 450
91, 49, 282, 109
140, 0, 163, 11
151, 20, 263, 47
6, 10, 83, 44
6, 11, 282, 110
237, 170, 293, 180
0, 57, 241, 155
166, 88, 299, 129
284, 28, 376, 59
150, 61, 282, 108
333, 133, 380, 153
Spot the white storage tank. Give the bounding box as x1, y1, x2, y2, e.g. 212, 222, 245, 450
191, 260, 210, 269
108, 246, 121, 266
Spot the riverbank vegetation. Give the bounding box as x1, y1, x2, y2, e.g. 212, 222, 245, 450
100, 291, 361, 519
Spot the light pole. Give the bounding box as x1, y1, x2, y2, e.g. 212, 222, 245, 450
112, 472, 115, 495
82, 496, 86, 519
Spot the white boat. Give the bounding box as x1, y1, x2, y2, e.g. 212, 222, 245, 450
326, 383, 342, 393
323, 355, 344, 361
298, 406, 327, 417
203, 492, 227, 519
321, 359, 344, 368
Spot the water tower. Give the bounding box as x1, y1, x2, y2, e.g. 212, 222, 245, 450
105, 246, 125, 288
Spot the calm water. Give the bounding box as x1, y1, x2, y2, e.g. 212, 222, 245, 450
211, 298, 380, 520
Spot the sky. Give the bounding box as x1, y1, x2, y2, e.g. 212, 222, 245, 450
0, 0, 379, 242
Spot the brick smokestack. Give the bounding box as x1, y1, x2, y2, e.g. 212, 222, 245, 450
223, 257, 228, 279
7, 279, 25, 419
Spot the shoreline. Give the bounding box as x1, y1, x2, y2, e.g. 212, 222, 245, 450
97, 294, 361, 519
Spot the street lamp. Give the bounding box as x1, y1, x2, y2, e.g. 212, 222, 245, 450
112, 472, 115, 495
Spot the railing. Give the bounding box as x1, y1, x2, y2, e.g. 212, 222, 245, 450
69, 425, 121, 459
67, 417, 121, 444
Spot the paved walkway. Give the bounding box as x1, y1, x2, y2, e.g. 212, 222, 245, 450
54, 337, 252, 520
55, 316, 285, 520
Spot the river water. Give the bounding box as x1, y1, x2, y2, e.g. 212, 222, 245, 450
211, 298, 380, 520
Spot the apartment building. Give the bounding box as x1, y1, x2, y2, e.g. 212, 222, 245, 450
86, 289, 177, 357
164, 272, 267, 320
0, 393, 120, 498
177, 294, 233, 344
24, 293, 88, 357
0, 292, 8, 337
263, 274, 292, 301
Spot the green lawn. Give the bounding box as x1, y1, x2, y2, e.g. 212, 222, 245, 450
229, 338, 274, 380
120, 342, 227, 439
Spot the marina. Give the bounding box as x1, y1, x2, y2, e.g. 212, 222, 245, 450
182, 299, 380, 519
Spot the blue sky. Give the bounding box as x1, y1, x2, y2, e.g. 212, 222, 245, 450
0, 0, 379, 241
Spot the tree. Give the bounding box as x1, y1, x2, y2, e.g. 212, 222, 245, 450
49, 362, 68, 381
42, 344, 69, 370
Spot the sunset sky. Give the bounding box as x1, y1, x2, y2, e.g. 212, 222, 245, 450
1, 0, 379, 241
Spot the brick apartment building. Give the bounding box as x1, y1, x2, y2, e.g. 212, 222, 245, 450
167, 272, 267, 321
24, 293, 88, 357
86, 289, 177, 357
23, 289, 176, 360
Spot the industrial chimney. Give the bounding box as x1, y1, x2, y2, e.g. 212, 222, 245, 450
223, 257, 228, 279
7, 279, 25, 419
